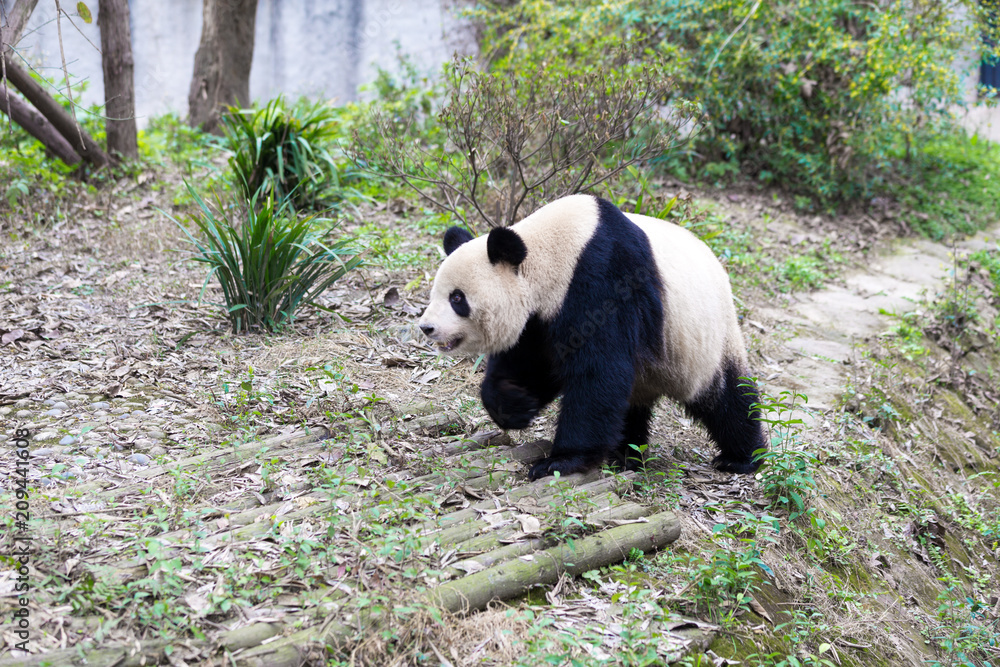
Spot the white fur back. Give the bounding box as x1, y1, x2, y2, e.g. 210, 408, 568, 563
627, 214, 745, 403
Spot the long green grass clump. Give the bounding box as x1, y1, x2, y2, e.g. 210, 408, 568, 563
222, 97, 344, 211
173, 185, 361, 333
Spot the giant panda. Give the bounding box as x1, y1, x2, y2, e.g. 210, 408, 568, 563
418, 194, 766, 480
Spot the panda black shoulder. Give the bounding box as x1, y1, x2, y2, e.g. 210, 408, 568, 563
549, 197, 665, 365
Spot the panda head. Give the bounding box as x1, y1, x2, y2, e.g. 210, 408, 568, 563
419, 225, 530, 356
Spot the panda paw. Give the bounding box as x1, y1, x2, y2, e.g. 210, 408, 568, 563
483, 379, 540, 430
527, 455, 592, 481
712, 454, 761, 474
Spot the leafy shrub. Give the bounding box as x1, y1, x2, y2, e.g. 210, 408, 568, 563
472, 0, 1000, 218
353, 13, 694, 228
172, 185, 361, 333
221, 97, 347, 210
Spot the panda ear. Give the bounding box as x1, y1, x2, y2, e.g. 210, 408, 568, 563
487, 227, 527, 267
443, 227, 474, 256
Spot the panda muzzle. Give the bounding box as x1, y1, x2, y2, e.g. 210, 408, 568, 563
436, 336, 464, 352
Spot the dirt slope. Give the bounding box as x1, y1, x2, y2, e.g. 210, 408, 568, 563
1, 177, 999, 665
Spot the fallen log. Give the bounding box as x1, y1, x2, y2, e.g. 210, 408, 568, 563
0, 83, 80, 165
1, 53, 112, 168
0, 494, 680, 667
230, 509, 682, 666
429, 509, 682, 613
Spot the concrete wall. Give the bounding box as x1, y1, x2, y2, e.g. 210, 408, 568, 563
0, 0, 473, 126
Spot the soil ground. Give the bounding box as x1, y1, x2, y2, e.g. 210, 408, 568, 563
1, 169, 999, 666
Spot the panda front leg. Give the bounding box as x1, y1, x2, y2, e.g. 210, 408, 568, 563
527, 368, 633, 481
481, 316, 561, 431
481, 359, 559, 430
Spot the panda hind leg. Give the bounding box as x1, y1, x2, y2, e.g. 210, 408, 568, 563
685, 362, 767, 474
613, 404, 654, 471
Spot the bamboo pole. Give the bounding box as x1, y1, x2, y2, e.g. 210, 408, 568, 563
429, 509, 682, 613
0, 500, 680, 667
233, 510, 683, 666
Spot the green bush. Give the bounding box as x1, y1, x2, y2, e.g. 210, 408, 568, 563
171, 185, 361, 333
889, 132, 1000, 239
221, 97, 348, 210
354, 7, 693, 228
474, 0, 1000, 218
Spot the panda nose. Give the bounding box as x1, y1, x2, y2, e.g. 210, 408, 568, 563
420, 324, 435, 336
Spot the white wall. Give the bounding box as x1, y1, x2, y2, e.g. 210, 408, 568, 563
1, 0, 474, 126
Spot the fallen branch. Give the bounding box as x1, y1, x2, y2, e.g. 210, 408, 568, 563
0, 82, 80, 165
234, 509, 683, 666
1, 53, 111, 167
429, 509, 681, 613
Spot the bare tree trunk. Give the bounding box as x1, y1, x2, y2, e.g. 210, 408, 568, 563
0, 0, 41, 55
0, 82, 81, 166
187, 0, 258, 134
98, 0, 137, 159
1, 54, 111, 167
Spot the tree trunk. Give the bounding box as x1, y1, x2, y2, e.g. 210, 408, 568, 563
0, 0, 41, 55
1, 54, 111, 167
98, 0, 137, 159
0, 83, 81, 166
187, 0, 258, 134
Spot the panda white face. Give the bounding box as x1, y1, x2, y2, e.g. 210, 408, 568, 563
419, 227, 531, 356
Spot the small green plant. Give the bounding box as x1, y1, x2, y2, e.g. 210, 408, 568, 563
221, 97, 349, 210
774, 256, 830, 292
885, 311, 930, 360
746, 609, 839, 667
667, 510, 778, 625
171, 185, 361, 333
804, 514, 857, 568
925, 582, 1000, 667
752, 389, 819, 521
933, 256, 980, 338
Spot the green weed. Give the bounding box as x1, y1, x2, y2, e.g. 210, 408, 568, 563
138, 112, 217, 173
170, 185, 361, 333
746, 609, 838, 667
221, 96, 355, 210
752, 389, 819, 521
925, 582, 1000, 667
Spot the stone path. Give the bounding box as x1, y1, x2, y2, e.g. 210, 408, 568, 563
761, 226, 1000, 413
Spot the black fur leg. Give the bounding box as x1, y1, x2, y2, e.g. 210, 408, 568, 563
481, 315, 561, 431
613, 404, 653, 470
686, 362, 767, 474
481, 378, 541, 430
528, 454, 598, 481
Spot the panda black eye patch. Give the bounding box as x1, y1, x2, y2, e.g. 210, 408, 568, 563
449, 289, 470, 317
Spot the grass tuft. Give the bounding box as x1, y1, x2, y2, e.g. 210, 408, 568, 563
221, 97, 348, 211
171, 184, 362, 333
